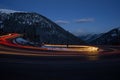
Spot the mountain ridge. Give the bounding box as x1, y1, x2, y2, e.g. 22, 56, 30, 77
0, 9, 85, 45
78, 27, 120, 45
90, 27, 120, 45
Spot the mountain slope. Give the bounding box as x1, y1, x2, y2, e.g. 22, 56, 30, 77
90, 27, 120, 45
0, 9, 85, 45
78, 33, 103, 43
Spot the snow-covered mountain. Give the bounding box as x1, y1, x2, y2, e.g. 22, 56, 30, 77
90, 27, 120, 45
0, 9, 85, 45
78, 33, 103, 43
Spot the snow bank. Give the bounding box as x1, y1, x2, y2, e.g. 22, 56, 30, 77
15, 37, 30, 44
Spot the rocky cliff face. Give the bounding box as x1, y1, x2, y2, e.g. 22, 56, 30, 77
0, 9, 85, 44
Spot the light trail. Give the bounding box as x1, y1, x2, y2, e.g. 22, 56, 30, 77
0, 34, 120, 80
0, 33, 120, 57
0, 33, 99, 55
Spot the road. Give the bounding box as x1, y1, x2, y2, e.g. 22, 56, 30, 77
0, 33, 120, 80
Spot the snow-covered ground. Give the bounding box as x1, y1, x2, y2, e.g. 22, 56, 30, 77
14, 37, 45, 47
15, 38, 29, 44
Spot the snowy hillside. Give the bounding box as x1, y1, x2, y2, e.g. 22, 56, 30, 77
0, 9, 85, 45
0, 9, 22, 14
79, 33, 103, 43
90, 27, 120, 45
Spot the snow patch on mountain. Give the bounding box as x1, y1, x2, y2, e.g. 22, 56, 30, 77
0, 9, 23, 14
90, 27, 120, 45
78, 33, 103, 43
0, 21, 4, 28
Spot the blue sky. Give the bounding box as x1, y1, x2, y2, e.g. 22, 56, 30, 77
0, 0, 120, 35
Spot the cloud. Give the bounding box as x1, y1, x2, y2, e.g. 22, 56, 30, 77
75, 18, 94, 23
55, 20, 69, 25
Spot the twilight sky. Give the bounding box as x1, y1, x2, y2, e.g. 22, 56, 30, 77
0, 0, 120, 35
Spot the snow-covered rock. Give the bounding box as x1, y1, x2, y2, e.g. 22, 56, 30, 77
0, 21, 4, 28
0, 9, 21, 14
